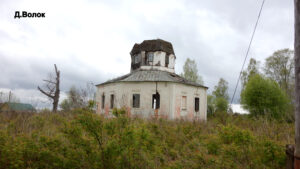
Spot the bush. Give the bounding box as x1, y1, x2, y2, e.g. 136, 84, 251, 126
219, 125, 253, 146
241, 74, 290, 120
112, 107, 127, 117
0, 110, 291, 168
215, 97, 229, 112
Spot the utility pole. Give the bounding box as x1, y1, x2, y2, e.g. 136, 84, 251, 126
295, 0, 300, 168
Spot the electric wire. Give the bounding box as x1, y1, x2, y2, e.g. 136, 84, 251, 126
230, 0, 266, 105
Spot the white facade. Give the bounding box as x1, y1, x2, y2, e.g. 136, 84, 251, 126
96, 39, 208, 121
96, 81, 207, 121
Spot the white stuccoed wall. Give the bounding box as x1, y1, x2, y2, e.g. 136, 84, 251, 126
96, 81, 207, 121
172, 83, 207, 121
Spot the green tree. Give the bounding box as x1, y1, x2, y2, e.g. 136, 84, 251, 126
60, 85, 95, 111
241, 58, 260, 89
215, 97, 229, 113
264, 49, 294, 99
213, 78, 229, 101
212, 78, 229, 112
181, 58, 204, 85
241, 74, 289, 119
60, 99, 72, 111
207, 94, 215, 116
60, 86, 84, 111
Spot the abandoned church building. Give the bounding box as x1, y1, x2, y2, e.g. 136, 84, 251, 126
96, 39, 208, 120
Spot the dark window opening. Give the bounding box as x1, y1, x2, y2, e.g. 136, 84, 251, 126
110, 94, 114, 109
132, 94, 140, 108
165, 54, 169, 67
131, 62, 141, 70
146, 52, 154, 65
144, 55, 148, 65
148, 53, 153, 62
101, 94, 105, 109
195, 97, 200, 112
152, 92, 160, 109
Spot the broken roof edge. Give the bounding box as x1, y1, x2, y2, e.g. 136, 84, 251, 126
130, 39, 175, 56
95, 70, 208, 89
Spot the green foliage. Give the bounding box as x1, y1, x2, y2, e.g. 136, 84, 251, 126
264, 49, 294, 98
112, 107, 127, 117
0, 111, 293, 169
207, 94, 215, 117
87, 100, 96, 110
215, 97, 229, 112
219, 125, 253, 146
241, 74, 289, 119
209, 78, 229, 114
241, 58, 260, 89
260, 140, 286, 167
60, 84, 96, 112
207, 140, 220, 155
181, 58, 204, 85
60, 99, 71, 111
213, 78, 229, 100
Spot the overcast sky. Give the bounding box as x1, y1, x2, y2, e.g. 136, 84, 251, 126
0, 0, 294, 107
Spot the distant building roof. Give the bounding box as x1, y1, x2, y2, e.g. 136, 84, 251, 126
96, 70, 208, 88
0, 102, 35, 112
130, 39, 175, 56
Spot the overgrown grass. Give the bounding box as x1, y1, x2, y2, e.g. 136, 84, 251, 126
0, 110, 294, 169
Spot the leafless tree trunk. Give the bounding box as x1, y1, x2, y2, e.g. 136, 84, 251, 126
37, 64, 60, 112
295, 0, 300, 168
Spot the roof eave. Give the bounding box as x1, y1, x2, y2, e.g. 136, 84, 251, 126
96, 80, 208, 89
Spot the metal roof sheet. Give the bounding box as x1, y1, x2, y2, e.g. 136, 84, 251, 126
96, 70, 208, 88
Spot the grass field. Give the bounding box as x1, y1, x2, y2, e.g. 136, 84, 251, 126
0, 110, 294, 169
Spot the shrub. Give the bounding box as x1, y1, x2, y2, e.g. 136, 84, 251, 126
260, 140, 286, 167
207, 141, 220, 155
112, 107, 127, 117
215, 97, 229, 113
241, 74, 290, 120
0, 110, 291, 168
219, 125, 253, 146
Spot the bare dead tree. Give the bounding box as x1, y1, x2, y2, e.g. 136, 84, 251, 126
37, 64, 60, 112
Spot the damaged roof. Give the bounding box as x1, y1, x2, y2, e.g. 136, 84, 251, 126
130, 39, 175, 56
96, 70, 208, 88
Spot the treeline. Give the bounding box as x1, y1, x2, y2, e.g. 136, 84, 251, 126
182, 49, 294, 120
191, 48, 295, 121
0, 109, 293, 169
240, 49, 294, 120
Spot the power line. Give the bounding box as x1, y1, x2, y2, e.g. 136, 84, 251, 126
230, 0, 266, 105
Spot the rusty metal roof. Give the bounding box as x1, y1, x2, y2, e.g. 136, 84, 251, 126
96, 70, 208, 88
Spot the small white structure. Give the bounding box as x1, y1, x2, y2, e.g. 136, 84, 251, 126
96, 39, 208, 121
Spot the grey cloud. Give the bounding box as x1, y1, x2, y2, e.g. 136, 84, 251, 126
0, 0, 294, 105
0, 51, 108, 92
122, 0, 293, 103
